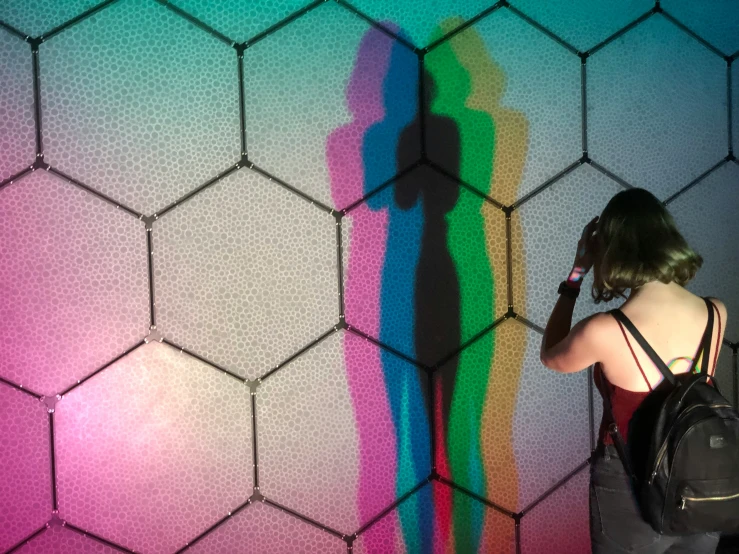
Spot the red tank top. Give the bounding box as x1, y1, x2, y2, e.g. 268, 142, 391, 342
597, 301, 721, 446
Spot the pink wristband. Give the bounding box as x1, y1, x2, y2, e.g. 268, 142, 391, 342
567, 267, 586, 287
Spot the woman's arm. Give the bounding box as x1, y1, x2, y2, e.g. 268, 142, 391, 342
540, 216, 605, 373
540, 307, 606, 373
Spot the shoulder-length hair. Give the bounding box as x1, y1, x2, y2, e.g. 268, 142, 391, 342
592, 188, 702, 303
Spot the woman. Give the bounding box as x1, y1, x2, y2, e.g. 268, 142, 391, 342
540, 188, 726, 553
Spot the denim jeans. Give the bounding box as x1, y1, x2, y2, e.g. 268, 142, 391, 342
590, 443, 721, 553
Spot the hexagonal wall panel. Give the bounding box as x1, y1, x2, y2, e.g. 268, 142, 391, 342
520, 466, 590, 554
0, 30, 34, 183
0, 0, 102, 37
0, 171, 150, 397
670, 162, 739, 342
153, 167, 337, 380
54, 342, 253, 554
662, 0, 739, 55
512, 164, 625, 329
187, 501, 345, 554
353, 482, 515, 554
243, 2, 420, 210
349, 0, 494, 49
16, 526, 121, 554
424, 8, 581, 203
257, 330, 430, 534
39, 0, 241, 216
510, 0, 653, 52
436, 320, 590, 512
0, 384, 51, 553
343, 165, 507, 367
588, 15, 726, 199
169, 0, 312, 44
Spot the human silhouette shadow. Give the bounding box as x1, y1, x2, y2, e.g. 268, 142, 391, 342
362, 35, 432, 552
325, 24, 401, 538
396, 72, 462, 435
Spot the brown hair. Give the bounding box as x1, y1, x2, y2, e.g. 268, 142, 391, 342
592, 188, 702, 303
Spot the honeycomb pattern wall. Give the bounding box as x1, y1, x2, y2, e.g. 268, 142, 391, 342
1, 0, 738, 553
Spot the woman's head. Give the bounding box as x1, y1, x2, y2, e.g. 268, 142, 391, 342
592, 188, 702, 302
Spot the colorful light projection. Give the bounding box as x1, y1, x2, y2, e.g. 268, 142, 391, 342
331, 17, 531, 553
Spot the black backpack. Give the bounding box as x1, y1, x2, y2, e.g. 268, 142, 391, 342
603, 297, 739, 536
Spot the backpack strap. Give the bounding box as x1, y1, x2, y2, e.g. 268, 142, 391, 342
614, 321, 653, 391
710, 299, 722, 376
609, 309, 677, 386
697, 297, 715, 375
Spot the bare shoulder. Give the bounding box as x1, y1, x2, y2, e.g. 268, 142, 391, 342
577, 310, 619, 345
707, 296, 729, 336
705, 296, 728, 323
583, 310, 617, 332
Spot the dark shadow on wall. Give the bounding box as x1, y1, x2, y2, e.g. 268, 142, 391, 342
397, 71, 462, 435
362, 32, 434, 553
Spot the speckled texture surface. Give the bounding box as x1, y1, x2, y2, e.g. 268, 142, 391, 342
0, 29, 34, 183
187, 501, 346, 554
257, 331, 361, 533
353, 481, 517, 554
39, 0, 241, 216
519, 466, 590, 554
0, 1, 737, 553
169, 0, 313, 44
0, 383, 51, 553
153, 167, 337, 381
588, 15, 726, 199
54, 342, 253, 554
513, 164, 625, 328
510, 0, 653, 52
16, 525, 123, 554
0, 171, 150, 397
671, 162, 739, 343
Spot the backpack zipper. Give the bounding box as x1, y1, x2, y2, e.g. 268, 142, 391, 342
648, 404, 732, 485
679, 490, 739, 510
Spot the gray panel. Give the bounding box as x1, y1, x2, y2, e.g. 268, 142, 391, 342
243, 2, 415, 209
40, 0, 241, 215
154, 168, 337, 380
436, 320, 590, 512
513, 164, 625, 330
423, 8, 581, 203
671, 162, 739, 342
350, 0, 495, 49
342, 166, 507, 366
511, 321, 591, 511
588, 15, 726, 199
353, 482, 516, 554
257, 332, 360, 533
